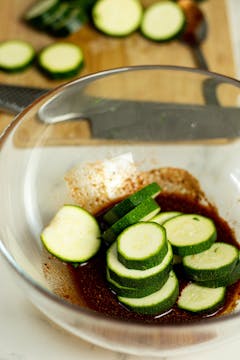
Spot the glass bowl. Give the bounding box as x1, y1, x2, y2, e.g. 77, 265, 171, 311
1, 65, 240, 358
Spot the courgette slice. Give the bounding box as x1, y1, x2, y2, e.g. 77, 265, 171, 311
117, 222, 168, 270
107, 241, 173, 288
197, 253, 240, 288
106, 269, 167, 298
151, 211, 182, 225
118, 271, 179, 315
0, 40, 35, 73
37, 42, 84, 79
92, 0, 143, 37
103, 182, 161, 226
103, 198, 160, 245
24, 0, 61, 28
40, 204, 101, 263
140, 0, 186, 42
164, 214, 217, 256
183, 242, 239, 281
177, 283, 226, 313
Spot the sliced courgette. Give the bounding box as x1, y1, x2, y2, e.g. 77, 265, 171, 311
40, 2, 71, 31
40, 204, 101, 263
177, 283, 226, 313
118, 271, 179, 315
106, 269, 166, 298
183, 242, 239, 281
164, 214, 217, 256
37, 42, 84, 79
197, 253, 240, 288
140, 0, 186, 42
107, 241, 173, 288
117, 222, 168, 270
49, 7, 88, 37
103, 182, 161, 226
0, 40, 35, 73
24, 0, 61, 28
103, 198, 160, 245
92, 0, 143, 37
151, 211, 182, 225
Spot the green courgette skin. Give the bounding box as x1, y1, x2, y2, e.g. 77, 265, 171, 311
0, 57, 35, 73
118, 271, 179, 315
107, 269, 169, 298
140, 21, 186, 43
197, 254, 240, 288
107, 242, 173, 288
25, 0, 92, 37
103, 182, 161, 226
49, 8, 88, 37
24, 0, 62, 28
103, 198, 160, 246
177, 284, 226, 314
183, 245, 239, 282
37, 59, 84, 79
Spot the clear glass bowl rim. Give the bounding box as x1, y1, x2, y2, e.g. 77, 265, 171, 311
1, 64, 240, 331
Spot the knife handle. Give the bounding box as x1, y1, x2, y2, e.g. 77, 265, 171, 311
0, 84, 48, 114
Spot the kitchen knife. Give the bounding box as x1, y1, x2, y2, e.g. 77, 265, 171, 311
1, 83, 240, 141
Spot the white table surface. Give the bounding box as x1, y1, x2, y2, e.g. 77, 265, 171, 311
1, 1, 240, 359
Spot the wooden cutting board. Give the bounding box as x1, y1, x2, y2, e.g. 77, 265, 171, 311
0, 0, 236, 137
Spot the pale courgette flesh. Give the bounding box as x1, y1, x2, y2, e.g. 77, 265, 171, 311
41, 204, 101, 263
140, 1, 186, 42
151, 211, 182, 225
164, 214, 217, 256
183, 242, 239, 281
37, 42, 84, 79
0, 40, 35, 72
177, 283, 226, 313
92, 0, 143, 37
117, 222, 168, 270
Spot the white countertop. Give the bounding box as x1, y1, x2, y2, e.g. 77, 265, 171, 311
1, 1, 240, 359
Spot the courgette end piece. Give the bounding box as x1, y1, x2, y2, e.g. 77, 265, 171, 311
92, 0, 143, 38
49, 7, 88, 38
177, 283, 226, 314
37, 42, 84, 79
118, 271, 179, 315
0, 40, 35, 73
24, 0, 61, 28
40, 204, 101, 263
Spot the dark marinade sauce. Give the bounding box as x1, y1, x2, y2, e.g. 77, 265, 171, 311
70, 193, 240, 324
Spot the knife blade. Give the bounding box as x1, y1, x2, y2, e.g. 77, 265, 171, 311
1, 83, 240, 141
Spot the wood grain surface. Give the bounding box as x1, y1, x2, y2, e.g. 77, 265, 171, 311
0, 0, 236, 135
